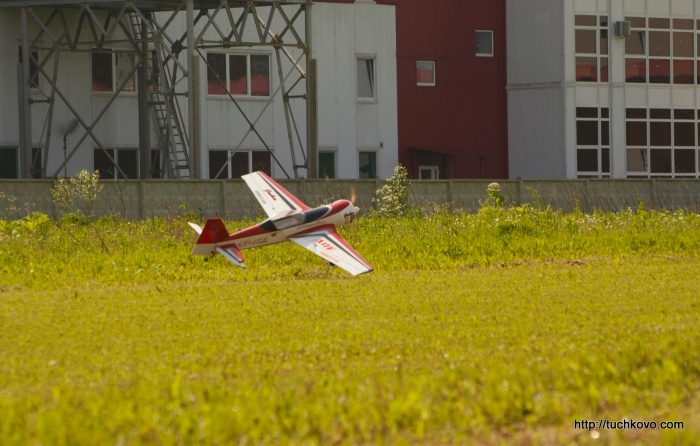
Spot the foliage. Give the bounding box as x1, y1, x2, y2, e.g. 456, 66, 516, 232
373, 164, 409, 217
1, 209, 700, 444
0, 212, 51, 234
485, 181, 505, 208
50, 169, 103, 219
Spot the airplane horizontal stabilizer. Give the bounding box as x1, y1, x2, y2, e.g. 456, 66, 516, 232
216, 245, 245, 268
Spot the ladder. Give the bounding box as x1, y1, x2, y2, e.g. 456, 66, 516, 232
128, 12, 190, 179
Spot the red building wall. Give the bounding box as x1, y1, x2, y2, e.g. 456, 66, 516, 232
317, 0, 508, 179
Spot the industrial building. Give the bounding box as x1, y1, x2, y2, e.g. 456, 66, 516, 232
0, 0, 511, 181
10, 0, 699, 181
508, 0, 700, 179
0, 0, 397, 180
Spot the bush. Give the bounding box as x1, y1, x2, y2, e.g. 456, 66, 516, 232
373, 165, 409, 217
50, 169, 103, 220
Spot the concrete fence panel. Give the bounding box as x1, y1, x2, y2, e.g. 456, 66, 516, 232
2, 179, 700, 220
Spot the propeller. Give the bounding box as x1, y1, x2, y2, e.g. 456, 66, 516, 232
349, 185, 360, 214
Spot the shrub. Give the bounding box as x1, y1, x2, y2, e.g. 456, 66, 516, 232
374, 165, 409, 217
50, 169, 103, 219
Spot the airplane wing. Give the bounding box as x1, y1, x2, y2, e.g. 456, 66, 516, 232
242, 171, 310, 218
289, 225, 373, 276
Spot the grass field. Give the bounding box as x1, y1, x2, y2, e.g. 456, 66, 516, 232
1, 205, 700, 444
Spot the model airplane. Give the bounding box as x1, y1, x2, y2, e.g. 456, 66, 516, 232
189, 171, 373, 276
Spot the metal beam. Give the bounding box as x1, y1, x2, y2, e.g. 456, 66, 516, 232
19, 7, 33, 179
186, 0, 199, 179
305, 1, 316, 179
138, 19, 151, 179
7, 0, 313, 181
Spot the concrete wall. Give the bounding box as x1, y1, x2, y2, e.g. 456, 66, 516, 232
3, 179, 700, 220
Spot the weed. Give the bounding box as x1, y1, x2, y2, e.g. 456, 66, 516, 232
486, 182, 505, 208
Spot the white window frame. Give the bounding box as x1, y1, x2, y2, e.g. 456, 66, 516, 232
625, 108, 699, 178
93, 147, 139, 179
206, 52, 271, 98
416, 60, 436, 86
358, 150, 378, 179
475, 30, 494, 57
575, 107, 610, 178
318, 150, 337, 179
574, 15, 609, 83
208, 149, 272, 179
91, 49, 136, 94
419, 165, 440, 180
356, 56, 377, 100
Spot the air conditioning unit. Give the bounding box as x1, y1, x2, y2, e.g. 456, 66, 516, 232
614, 21, 632, 38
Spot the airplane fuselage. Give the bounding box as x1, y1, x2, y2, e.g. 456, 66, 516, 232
192, 200, 357, 255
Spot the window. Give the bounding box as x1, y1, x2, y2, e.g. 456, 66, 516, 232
575, 15, 608, 82
0, 148, 18, 179
649, 18, 670, 84
419, 165, 439, 180
206, 53, 270, 97
0, 147, 45, 178
576, 107, 610, 178
416, 61, 435, 86
624, 17, 696, 84
94, 148, 138, 179
357, 58, 375, 99
358, 151, 377, 179
318, 151, 336, 179
475, 30, 493, 56
92, 50, 135, 92
116, 52, 135, 92
208, 150, 271, 179
18, 47, 39, 88
626, 108, 698, 178
673, 19, 694, 84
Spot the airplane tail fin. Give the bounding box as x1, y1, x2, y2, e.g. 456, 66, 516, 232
189, 219, 246, 268
190, 218, 230, 255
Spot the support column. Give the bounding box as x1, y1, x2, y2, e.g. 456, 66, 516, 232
186, 0, 199, 179
609, 0, 627, 179
19, 8, 33, 179
305, 1, 317, 179
138, 20, 151, 179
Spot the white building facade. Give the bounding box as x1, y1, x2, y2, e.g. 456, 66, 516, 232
508, 0, 700, 179
0, 0, 397, 180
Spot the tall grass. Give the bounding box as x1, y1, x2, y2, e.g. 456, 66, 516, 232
1, 207, 700, 444
1, 204, 700, 289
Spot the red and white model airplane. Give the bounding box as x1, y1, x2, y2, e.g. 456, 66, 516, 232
189, 171, 373, 276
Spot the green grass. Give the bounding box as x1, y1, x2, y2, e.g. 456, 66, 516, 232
1, 206, 700, 444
